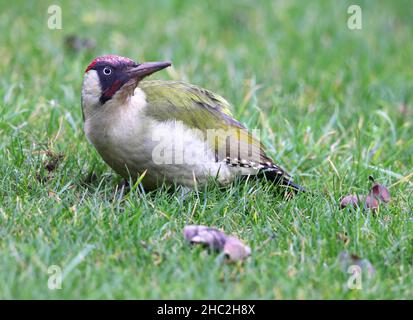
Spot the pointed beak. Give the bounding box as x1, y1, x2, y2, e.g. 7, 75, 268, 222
127, 61, 171, 80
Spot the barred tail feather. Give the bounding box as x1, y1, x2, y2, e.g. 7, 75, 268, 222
259, 168, 306, 193
281, 177, 306, 193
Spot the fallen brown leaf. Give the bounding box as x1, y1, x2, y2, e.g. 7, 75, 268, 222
370, 183, 391, 203
183, 225, 251, 262
364, 194, 379, 210
223, 236, 252, 262
339, 178, 390, 211
340, 194, 363, 209
339, 194, 379, 211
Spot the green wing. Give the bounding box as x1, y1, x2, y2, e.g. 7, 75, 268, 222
140, 80, 286, 175
141, 80, 242, 131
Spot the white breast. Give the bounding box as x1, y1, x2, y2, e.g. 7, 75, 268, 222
84, 88, 234, 188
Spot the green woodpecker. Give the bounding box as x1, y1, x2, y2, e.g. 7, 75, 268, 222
81, 55, 304, 191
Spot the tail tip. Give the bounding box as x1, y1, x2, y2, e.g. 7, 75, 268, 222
283, 179, 306, 193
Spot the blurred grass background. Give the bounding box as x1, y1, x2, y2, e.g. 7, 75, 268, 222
0, 0, 412, 299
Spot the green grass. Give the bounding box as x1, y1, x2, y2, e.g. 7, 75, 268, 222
1, 0, 412, 299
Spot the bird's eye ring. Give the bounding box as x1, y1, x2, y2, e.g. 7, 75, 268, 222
103, 67, 112, 76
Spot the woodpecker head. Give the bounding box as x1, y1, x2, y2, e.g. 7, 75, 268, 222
81, 55, 170, 117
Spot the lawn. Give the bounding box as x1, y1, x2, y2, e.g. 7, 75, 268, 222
0, 0, 412, 299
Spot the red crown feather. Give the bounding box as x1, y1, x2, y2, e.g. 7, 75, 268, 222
85, 55, 135, 73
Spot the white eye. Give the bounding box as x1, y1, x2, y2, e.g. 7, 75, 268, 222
103, 67, 112, 76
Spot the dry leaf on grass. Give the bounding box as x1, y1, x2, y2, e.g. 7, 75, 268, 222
339, 195, 363, 209
183, 225, 251, 262
339, 194, 379, 210
339, 178, 390, 211
223, 237, 252, 262
370, 183, 391, 203
364, 195, 379, 210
